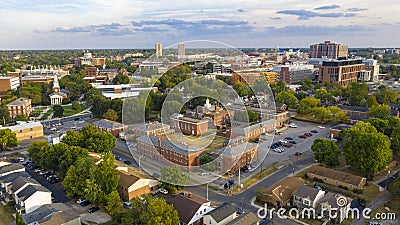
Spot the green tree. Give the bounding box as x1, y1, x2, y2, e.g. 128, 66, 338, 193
0, 129, 18, 151
367, 118, 390, 134
234, 110, 258, 123
347, 82, 369, 106
390, 176, 400, 197
104, 190, 121, 214
299, 78, 313, 91
328, 106, 349, 123
53, 105, 64, 117
312, 107, 331, 121
72, 100, 81, 111
103, 109, 118, 121
297, 97, 320, 115
276, 91, 298, 109
160, 165, 187, 192
311, 138, 341, 167
0, 105, 11, 125
233, 81, 252, 97
341, 122, 392, 176
113, 74, 131, 85
367, 95, 379, 108
375, 85, 398, 105
113, 195, 179, 225
368, 104, 391, 119
63, 157, 95, 197
15, 114, 29, 121
16, 211, 25, 225
270, 81, 288, 96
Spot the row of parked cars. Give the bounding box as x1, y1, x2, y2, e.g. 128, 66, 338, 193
23, 161, 60, 184
76, 198, 100, 213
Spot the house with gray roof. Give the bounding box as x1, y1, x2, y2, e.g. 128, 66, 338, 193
92, 119, 127, 137
203, 202, 238, 225
0, 163, 25, 177
293, 185, 325, 209
15, 185, 52, 214
0, 172, 30, 200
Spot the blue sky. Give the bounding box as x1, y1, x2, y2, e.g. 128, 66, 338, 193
0, 0, 399, 49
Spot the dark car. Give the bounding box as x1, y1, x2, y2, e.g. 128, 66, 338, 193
310, 130, 318, 133
283, 143, 293, 148
299, 134, 307, 139
284, 137, 293, 140
124, 160, 132, 165
80, 200, 91, 207
241, 166, 249, 173
88, 206, 100, 213
305, 132, 312, 137
49, 177, 60, 184
289, 140, 297, 144
295, 152, 302, 156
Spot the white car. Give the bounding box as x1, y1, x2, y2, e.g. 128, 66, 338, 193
289, 124, 297, 128
279, 139, 288, 144
158, 188, 168, 195
318, 126, 325, 129
77, 198, 85, 204
199, 172, 210, 176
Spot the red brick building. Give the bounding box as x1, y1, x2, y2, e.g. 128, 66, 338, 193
171, 116, 209, 136
7, 98, 32, 119
92, 119, 127, 137
213, 142, 258, 173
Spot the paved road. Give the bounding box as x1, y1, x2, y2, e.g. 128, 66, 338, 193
25, 166, 69, 203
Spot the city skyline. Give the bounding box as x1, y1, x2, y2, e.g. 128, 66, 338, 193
0, 0, 399, 49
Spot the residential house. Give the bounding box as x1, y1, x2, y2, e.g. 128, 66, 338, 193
15, 185, 52, 214
203, 202, 237, 225
6, 177, 41, 202
8, 203, 80, 225
117, 170, 158, 201
92, 119, 128, 138
0, 172, 30, 200
262, 177, 305, 207
225, 212, 259, 225
169, 193, 214, 225
0, 163, 25, 177
318, 193, 352, 223
307, 165, 367, 190
1, 122, 44, 141
293, 185, 325, 209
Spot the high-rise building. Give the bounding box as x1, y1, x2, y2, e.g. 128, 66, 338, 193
272, 64, 315, 84
155, 43, 162, 57
310, 41, 348, 59
318, 59, 365, 86
178, 43, 185, 57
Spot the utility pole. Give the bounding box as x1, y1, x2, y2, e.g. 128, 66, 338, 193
238, 166, 241, 188
206, 183, 209, 201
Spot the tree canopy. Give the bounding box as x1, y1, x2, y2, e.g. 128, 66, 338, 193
341, 122, 392, 176
0, 129, 18, 151
311, 138, 341, 167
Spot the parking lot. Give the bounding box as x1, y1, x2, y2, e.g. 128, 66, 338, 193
260, 120, 331, 167
43, 117, 90, 136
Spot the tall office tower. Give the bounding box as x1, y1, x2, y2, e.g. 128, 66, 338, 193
155, 43, 162, 57
178, 43, 185, 57
309, 41, 348, 59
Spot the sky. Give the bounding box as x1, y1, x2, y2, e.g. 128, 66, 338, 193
0, 0, 399, 49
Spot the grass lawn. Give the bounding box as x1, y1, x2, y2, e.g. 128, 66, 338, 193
0, 204, 15, 225
31, 106, 47, 117
41, 108, 53, 120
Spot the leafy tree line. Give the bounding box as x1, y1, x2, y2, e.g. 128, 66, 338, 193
0, 129, 18, 151
85, 88, 123, 122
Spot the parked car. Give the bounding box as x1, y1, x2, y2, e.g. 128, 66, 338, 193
115, 156, 123, 161
294, 152, 302, 156
80, 200, 91, 207
315, 186, 322, 190
283, 143, 293, 148
158, 188, 168, 195
289, 140, 297, 144
77, 198, 85, 204
34, 168, 44, 173
284, 137, 293, 140
279, 139, 288, 144
49, 177, 60, 184
241, 166, 249, 173
289, 124, 297, 128
310, 130, 318, 133
275, 131, 282, 135
299, 134, 307, 139
123, 202, 132, 209
305, 133, 313, 137
199, 172, 210, 176
318, 126, 325, 129
124, 160, 132, 165
88, 206, 100, 213
39, 171, 49, 176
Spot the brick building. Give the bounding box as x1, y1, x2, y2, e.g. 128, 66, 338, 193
136, 136, 205, 167
92, 119, 127, 137
310, 41, 348, 59
117, 170, 158, 201
171, 115, 209, 136
133, 122, 174, 137
318, 59, 366, 86
0, 77, 20, 95
272, 64, 315, 84
213, 142, 258, 173
232, 71, 277, 85
7, 98, 32, 118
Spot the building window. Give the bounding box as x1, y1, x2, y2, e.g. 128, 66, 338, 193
303, 199, 310, 206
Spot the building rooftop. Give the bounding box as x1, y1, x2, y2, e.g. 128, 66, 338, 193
205, 202, 237, 223
294, 185, 321, 200
0, 172, 30, 184
308, 165, 365, 186
118, 170, 141, 188
226, 212, 259, 225
19, 203, 70, 225
134, 122, 170, 132
1, 122, 43, 132
214, 142, 257, 159
16, 185, 51, 201
168, 194, 209, 225
0, 163, 24, 175
136, 135, 203, 155
6, 98, 31, 106
92, 119, 126, 130
9, 177, 40, 194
